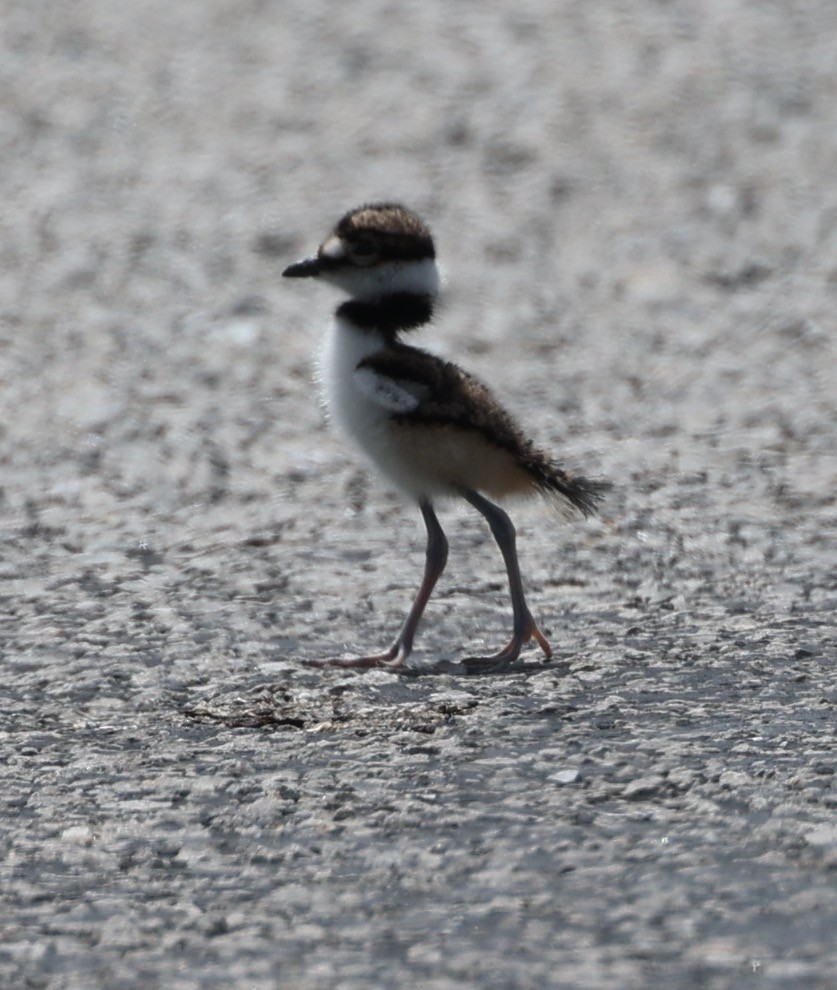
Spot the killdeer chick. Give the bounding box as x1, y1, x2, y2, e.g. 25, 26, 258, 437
283, 203, 607, 673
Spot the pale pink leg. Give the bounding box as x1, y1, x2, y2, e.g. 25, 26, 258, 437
309, 499, 448, 670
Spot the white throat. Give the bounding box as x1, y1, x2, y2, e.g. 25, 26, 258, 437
321, 258, 441, 301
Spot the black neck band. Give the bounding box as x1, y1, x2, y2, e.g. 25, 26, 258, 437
337, 293, 434, 337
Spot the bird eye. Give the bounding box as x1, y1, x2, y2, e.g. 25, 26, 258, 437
349, 239, 379, 265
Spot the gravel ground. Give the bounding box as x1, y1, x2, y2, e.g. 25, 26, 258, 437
2, 2, 836, 988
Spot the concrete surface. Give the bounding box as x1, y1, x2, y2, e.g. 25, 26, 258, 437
1, 1, 835, 987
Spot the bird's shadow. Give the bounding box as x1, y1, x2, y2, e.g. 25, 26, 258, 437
296, 653, 571, 678
395, 656, 570, 679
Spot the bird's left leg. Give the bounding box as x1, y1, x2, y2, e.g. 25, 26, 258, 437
458, 487, 552, 673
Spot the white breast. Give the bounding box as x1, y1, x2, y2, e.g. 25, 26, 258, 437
318, 315, 440, 499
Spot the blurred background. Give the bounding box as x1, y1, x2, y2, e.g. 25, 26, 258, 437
2, 3, 836, 988
2, 1, 834, 529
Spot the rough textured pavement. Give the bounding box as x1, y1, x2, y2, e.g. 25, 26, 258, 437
1, 2, 836, 988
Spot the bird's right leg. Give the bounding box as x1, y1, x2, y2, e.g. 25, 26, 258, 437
309, 498, 448, 669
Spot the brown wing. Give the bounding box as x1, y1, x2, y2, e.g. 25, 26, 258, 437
357, 344, 609, 516
358, 344, 529, 454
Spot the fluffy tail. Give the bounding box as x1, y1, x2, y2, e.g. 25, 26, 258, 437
525, 450, 611, 519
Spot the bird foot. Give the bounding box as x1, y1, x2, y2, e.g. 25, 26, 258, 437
462, 620, 552, 675
304, 644, 409, 671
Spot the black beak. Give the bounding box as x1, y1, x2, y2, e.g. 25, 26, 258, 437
282, 257, 321, 278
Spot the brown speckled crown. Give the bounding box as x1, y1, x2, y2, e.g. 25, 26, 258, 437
335, 203, 435, 261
